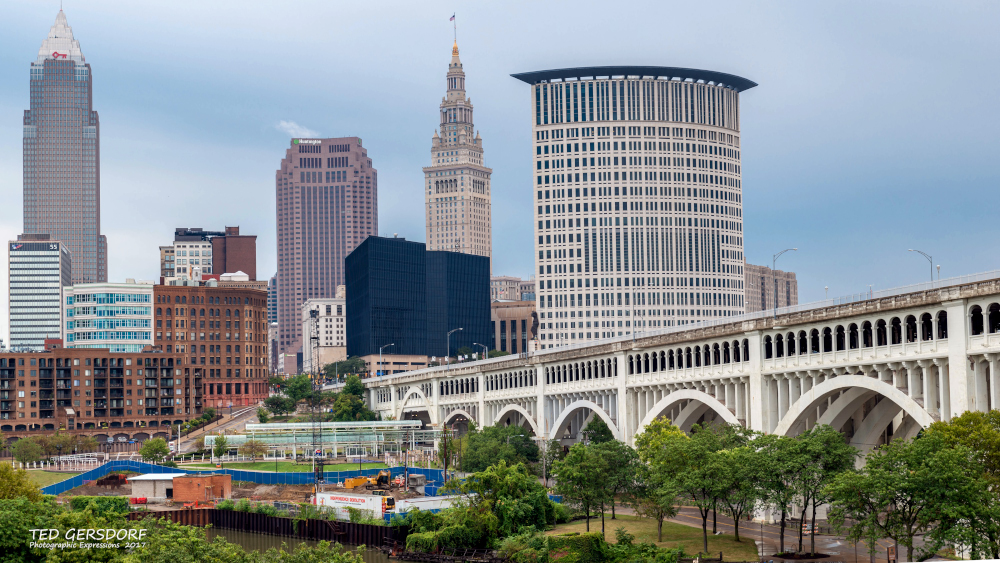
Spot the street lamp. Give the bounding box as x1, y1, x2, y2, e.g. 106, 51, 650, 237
772, 248, 797, 318
472, 343, 488, 360
378, 343, 395, 377
908, 249, 934, 283
447, 328, 463, 366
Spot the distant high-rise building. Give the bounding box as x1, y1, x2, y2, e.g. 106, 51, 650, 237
160, 228, 220, 280
423, 41, 492, 262
744, 262, 798, 313
512, 66, 756, 347
345, 236, 489, 360
276, 137, 378, 357
491, 275, 536, 301
8, 235, 72, 350
267, 274, 278, 325
212, 226, 257, 280
23, 10, 107, 283
300, 289, 346, 374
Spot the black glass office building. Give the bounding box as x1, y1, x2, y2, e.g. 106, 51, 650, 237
346, 236, 489, 359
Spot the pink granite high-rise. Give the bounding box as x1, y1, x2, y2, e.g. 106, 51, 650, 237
275, 137, 377, 357
23, 11, 107, 283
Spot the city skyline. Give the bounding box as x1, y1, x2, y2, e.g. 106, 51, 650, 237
2, 2, 1000, 343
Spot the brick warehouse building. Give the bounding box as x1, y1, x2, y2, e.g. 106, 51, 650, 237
152, 281, 269, 412
0, 347, 193, 441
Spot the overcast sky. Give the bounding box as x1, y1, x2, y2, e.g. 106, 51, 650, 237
1, 0, 999, 342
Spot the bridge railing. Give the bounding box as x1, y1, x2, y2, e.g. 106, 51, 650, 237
364, 269, 1000, 383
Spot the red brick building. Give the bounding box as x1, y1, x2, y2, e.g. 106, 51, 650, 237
212, 226, 258, 281
0, 347, 194, 442
172, 474, 232, 502
152, 282, 269, 412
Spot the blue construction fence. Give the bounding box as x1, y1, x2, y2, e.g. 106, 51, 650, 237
41, 460, 451, 497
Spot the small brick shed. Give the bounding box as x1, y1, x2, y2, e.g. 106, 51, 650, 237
171, 474, 232, 503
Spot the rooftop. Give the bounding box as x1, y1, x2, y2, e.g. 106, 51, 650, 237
510, 66, 757, 92
127, 473, 188, 481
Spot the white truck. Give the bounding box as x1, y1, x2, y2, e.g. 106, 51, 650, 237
312, 492, 393, 520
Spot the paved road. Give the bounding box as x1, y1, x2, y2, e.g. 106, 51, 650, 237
668, 507, 893, 563
176, 406, 258, 453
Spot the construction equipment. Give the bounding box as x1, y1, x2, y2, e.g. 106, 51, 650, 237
343, 476, 369, 489
365, 470, 396, 490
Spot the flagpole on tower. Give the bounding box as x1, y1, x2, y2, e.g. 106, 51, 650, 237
452, 13, 457, 42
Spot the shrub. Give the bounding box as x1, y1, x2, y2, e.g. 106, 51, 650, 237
552, 501, 572, 524
253, 503, 278, 517
161, 461, 178, 468
216, 499, 235, 511
68, 496, 130, 517
548, 532, 609, 563
234, 498, 252, 512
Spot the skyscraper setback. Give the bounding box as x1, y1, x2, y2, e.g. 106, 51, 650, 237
23, 11, 107, 284
275, 137, 378, 357
423, 42, 492, 261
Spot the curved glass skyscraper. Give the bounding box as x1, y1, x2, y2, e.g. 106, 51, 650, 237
512, 66, 756, 347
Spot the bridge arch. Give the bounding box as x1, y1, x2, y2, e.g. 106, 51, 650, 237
442, 408, 477, 428
550, 400, 621, 441
493, 404, 539, 435
636, 389, 740, 438
396, 386, 437, 424
773, 374, 935, 437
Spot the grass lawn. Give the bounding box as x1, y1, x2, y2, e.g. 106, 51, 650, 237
547, 514, 760, 561
183, 461, 387, 472
27, 470, 80, 488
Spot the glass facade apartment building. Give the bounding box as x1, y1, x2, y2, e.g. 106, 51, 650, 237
346, 236, 489, 359
512, 66, 756, 348
62, 281, 155, 353
8, 235, 72, 350
23, 11, 107, 283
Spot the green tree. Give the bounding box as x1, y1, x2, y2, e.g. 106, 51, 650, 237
827, 432, 987, 562
553, 442, 607, 533
203, 406, 217, 420
460, 424, 540, 473
639, 420, 726, 555
582, 417, 615, 444
328, 391, 377, 422
256, 406, 270, 424
139, 437, 171, 465
593, 440, 641, 519
795, 425, 858, 554
488, 350, 510, 358
284, 373, 315, 403
928, 409, 1000, 557
12, 438, 43, 464
0, 462, 43, 501
458, 460, 554, 538
342, 373, 366, 397
630, 461, 680, 542
213, 434, 230, 459
264, 395, 297, 416
715, 444, 763, 543
238, 439, 268, 462
540, 439, 564, 487
268, 375, 286, 390
758, 433, 805, 554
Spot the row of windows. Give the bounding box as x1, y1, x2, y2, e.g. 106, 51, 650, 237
535, 80, 739, 130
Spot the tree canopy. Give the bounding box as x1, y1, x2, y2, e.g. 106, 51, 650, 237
139, 437, 170, 465
460, 424, 540, 473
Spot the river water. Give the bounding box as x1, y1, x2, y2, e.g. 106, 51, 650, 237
206, 528, 392, 563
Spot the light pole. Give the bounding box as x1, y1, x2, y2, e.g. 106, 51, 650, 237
378, 343, 395, 377
772, 248, 797, 318
447, 328, 463, 366
472, 343, 488, 360
908, 249, 934, 283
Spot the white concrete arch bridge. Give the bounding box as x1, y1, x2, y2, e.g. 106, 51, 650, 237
355, 271, 1000, 452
